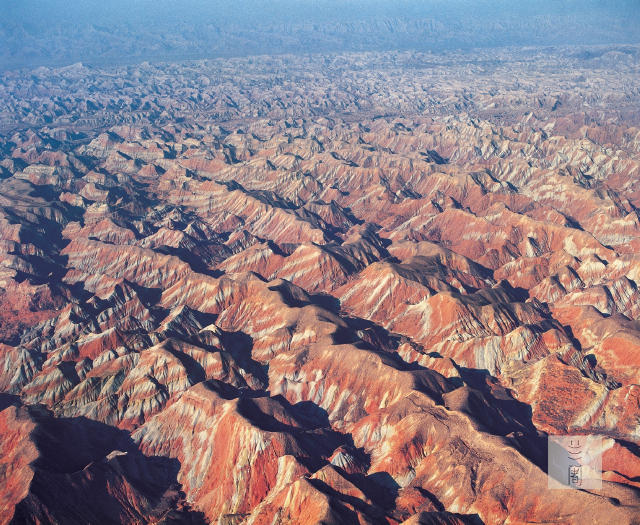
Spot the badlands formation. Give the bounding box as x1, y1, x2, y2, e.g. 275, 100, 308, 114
1, 48, 640, 523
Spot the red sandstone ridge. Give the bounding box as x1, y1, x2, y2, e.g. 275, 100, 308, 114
1, 47, 640, 524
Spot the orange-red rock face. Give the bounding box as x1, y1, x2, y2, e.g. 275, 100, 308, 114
1, 47, 640, 524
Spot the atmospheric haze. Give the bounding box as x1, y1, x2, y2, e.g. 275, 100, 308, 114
1, 0, 639, 68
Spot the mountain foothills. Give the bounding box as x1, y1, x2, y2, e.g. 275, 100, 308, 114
1, 47, 640, 524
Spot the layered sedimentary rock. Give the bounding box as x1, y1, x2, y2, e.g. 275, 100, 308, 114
1, 47, 640, 524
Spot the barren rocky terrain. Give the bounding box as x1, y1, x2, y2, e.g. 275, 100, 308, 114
1, 46, 640, 524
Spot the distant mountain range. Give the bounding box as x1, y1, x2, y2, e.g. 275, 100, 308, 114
2, 0, 639, 69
